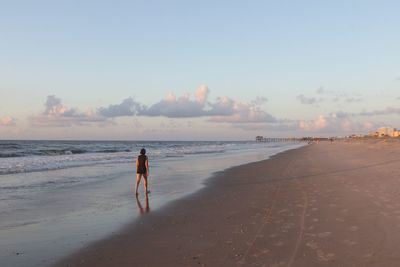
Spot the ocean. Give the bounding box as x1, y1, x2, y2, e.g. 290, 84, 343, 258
0, 140, 304, 267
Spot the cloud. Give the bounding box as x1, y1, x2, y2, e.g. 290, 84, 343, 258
0, 116, 16, 126
296, 94, 322, 105
135, 85, 273, 122
345, 97, 363, 103
209, 99, 276, 123
230, 119, 298, 131
140, 87, 206, 118
335, 107, 400, 118
316, 87, 325, 94
195, 85, 209, 104
31, 86, 273, 128
31, 95, 108, 127
299, 113, 377, 133
358, 107, 400, 116
251, 96, 268, 105
299, 115, 328, 131
311, 87, 364, 104
98, 97, 144, 117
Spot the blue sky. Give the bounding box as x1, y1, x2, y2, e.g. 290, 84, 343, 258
1, 0, 400, 140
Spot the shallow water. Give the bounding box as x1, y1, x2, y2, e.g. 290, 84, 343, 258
0, 141, 304, 267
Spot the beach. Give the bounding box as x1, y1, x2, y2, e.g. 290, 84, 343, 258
0, 141, 301, 267
54, 139, 400, 267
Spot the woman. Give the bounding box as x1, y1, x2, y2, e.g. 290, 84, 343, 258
135, 148, 149, 195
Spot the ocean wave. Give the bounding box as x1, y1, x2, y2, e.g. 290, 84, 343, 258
0, 179, 80, 190
0, 153, 25, 158
0, 140, 278, 174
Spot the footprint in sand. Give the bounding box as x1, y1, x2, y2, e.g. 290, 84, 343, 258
380, 211, 389, 217
317, 250, 335, 262
274, 241, 284, 247
349, 226, 359, 232
343, 239, 357, 246
335, 218, 345, 222
270, 261, 287, 267
318, 232, 332, 238
340, 209, 348, 213
259, 248, 270, 254
373, 201, 382, 207
306, 240, 318, 250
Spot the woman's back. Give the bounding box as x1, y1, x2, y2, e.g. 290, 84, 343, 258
137, 154, 147, 174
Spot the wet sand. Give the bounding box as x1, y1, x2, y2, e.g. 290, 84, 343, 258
55, 139, 400, 267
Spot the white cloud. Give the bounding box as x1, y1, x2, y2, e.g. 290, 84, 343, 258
31, 95, 108, 127
137, 85, 273, 122
299, 115, 327, 131
195, 85, 209, 104
209, 100, 276, 123
140, 87, 206, 118
30, 86, 273, 128
0, 116, 16, 126
298, 113, 377, 133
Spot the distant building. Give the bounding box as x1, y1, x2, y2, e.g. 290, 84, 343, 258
376, 127, 400, 137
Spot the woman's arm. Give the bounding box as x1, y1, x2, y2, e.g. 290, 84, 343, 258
145, 158, 149, 175
136, 158, 139, 171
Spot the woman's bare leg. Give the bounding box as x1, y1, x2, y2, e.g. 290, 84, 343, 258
143, 175, 149, 193
135, 174, 142, 195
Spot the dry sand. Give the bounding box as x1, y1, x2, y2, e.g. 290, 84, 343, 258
55, 139, 400, 267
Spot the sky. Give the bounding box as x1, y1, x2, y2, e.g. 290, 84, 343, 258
1, 0, 400, 140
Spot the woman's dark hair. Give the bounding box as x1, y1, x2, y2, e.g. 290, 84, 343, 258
140, 148, 146, 155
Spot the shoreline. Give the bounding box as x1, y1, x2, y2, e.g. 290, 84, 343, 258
54, 144, 308, 266
1, 142, 303, 267
50, 145, 307, 266
55, 139, 400, 266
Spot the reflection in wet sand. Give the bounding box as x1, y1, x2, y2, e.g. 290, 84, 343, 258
135, 193, 150, 214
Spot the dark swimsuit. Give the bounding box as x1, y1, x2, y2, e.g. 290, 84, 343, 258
137, 155, 147, 174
